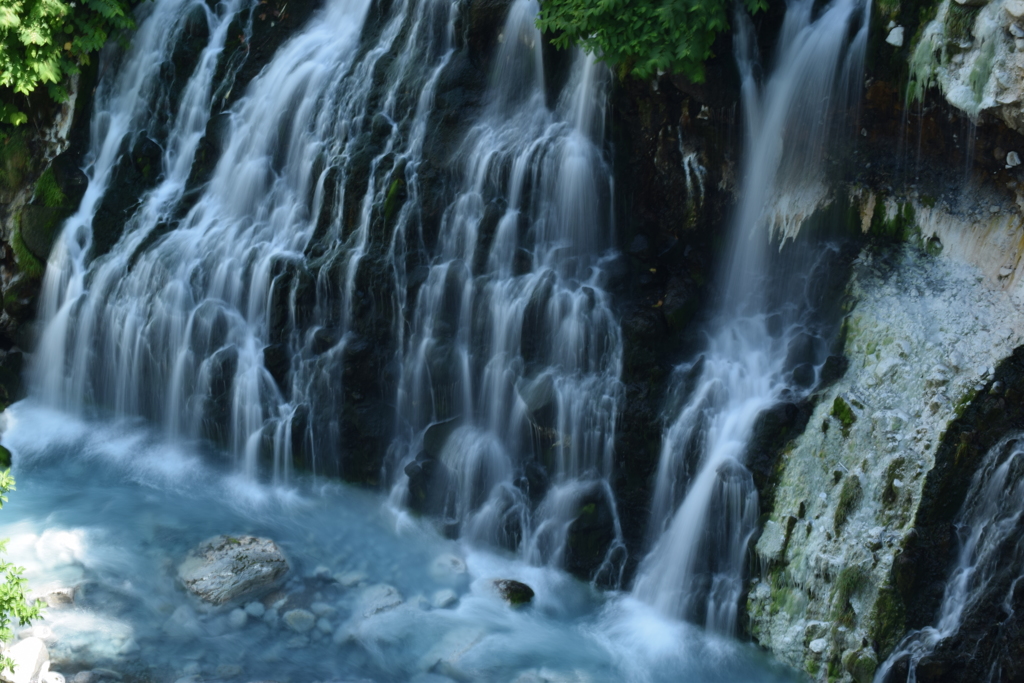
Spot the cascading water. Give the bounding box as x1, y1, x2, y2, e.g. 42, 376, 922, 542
389, 0, 625, 581
33, 0, 458, 479
634, 0, 870, 632
875, 434, 1024, 683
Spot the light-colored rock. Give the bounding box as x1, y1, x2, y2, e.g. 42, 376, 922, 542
333, 571, 366, 587
315, 618, 333, 634
429, 554, 467, 582
282, 609, 315, 633
243, 601, 265, 618
42, 672, 65, 683
228, 609, 248, 629
749, 224, 1024, 677
1008, 0, 1024, 17
309, 602, 336, 618
432, 589, 459, 609
356, 584, 403, 617
177, 535, 289, 606
885, 26, 904, 46
40, 588, 75, 609
1, 638, 49, 683
1007, 151, 1021, 167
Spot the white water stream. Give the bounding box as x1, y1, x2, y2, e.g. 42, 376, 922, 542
874, 434, 1024, 683
634, 0, 870, 633
0, 0, 875, 676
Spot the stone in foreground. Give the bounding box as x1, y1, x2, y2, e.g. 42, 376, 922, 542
494, 580, 534, 606
1, 637, 49, 683
178, 535, 289, 606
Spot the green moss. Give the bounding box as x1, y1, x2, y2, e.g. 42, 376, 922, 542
842, 648, 879, 683
969, 38, 996, 106
805, 659, 821, 676
832, 564, 870, 627
0, 446, 10, 469
34, 168, 65, 208
383, 176, 404, 221
945, 2, 980, 44
870, 584, 907, 655
907, 27, 944, 104
0, 131, 30, 192
832, 396, 857, 437
834, 474, 863, 532
10, 225, 45, 280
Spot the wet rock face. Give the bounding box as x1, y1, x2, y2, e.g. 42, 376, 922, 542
748, 240, 1024, 681
178, 535, 290, 606
564, 488, 619, 583
888, 345, 1024, 682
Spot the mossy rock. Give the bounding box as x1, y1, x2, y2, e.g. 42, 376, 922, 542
494, 579, 534, 606
834, 474, 863, 532
19, 205, 68, 260
831, 395, 857, 437
870, 583, 907, 655
0, 445, 11, 469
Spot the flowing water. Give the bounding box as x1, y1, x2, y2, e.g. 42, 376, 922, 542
1, 400, 800, 682
633, 0, 870, 633
0, 0, 884, 676
386, 0, 624, 581
874, 434, 1024, 683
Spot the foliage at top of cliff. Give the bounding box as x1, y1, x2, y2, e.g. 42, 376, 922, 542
536, 0, 768, 81
0, 0, 137, 125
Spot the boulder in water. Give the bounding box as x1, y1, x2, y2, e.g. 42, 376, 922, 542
178, 535, 289, 606
494, 579, 534, 606
1, 637, 49, 683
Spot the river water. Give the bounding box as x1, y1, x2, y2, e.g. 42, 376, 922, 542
1, 401, 797, 682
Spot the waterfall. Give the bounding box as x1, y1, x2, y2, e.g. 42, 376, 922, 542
389, 0, 625, 582
31, 0, 459, 478
633, 0, 869, 631
29, 0, 623, 580
875, 435, 1024, 683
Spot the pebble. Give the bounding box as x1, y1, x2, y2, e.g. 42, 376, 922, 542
228, 609, 247, 629
809, 638, 828, 654
283, 609, 316, 633
432, 589, 459, 609
316, 618, 333, 634
313, 565, 333, 579
310, 602, 337, 618
244, 601, 265, 617
334, 571, 367, 587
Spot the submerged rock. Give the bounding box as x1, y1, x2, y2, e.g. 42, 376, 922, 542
282, 609, 315, 633
177, 535, 289, 606
356, 584, 404, 617
494, 579, 534, 606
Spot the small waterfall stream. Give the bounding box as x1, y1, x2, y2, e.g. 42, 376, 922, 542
875, 434, 1024, 683
633, 0, 869, 632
